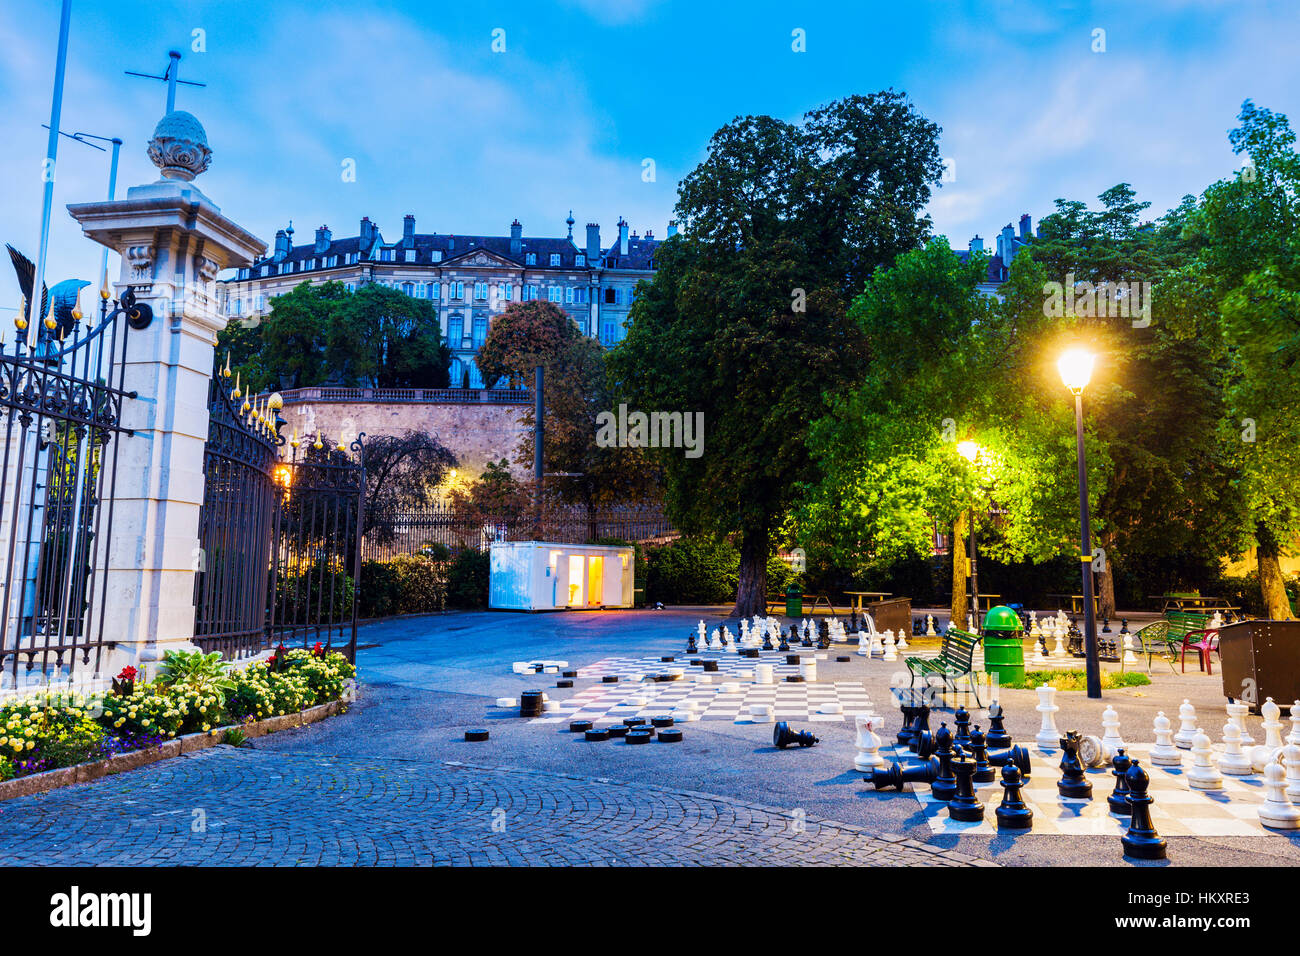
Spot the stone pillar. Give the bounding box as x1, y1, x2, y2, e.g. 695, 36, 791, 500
67, 110, 265, 676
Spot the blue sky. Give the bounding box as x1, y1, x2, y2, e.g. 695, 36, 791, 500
1, 0, 1297, 313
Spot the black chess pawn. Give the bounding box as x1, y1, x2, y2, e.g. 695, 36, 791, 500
931, 723, 957, 802
985, 702, 1011, 749
1119, 618, 1130, 635
1057, 731, 1094, 798
762, 631, 774, 651
1120, 760, 1167, 860
778, 628, 791, 652
1102, 617, 1111, 634
995, 762, 1034, 830
969, 726, 995, 783
1107, 748, 1133, 815
686, 633, 698, 654
948, 746, 984, 822
953, 706, 972, 750
849, 609, 859, 631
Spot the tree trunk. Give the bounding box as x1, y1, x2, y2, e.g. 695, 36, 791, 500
1257, 524, 1296, 620
734, 530, 768, 619
950, 512, 968, 630
1098, 539, 1117, 619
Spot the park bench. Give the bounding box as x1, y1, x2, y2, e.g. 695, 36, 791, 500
905, 627, 983, 707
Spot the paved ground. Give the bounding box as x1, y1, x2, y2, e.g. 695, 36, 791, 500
1, 605, 1296, 867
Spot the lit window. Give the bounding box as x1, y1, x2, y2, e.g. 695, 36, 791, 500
549, 253, 561, 267
576, 254, 585, 267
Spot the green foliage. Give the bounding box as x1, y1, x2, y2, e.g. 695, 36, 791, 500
217, 280, 451, 392
0, 699, 106, 770
1213, 571, 1300, 617
156, 649, 234, 692
765, 556, 801, 595
446, 549, 490, 608
644, 537, 740, 605
222, 727, 249, 747
0, 755, 13, 781
1001, 670, 1151, 691
274, 561, 355, 622
358, 554, 447, 617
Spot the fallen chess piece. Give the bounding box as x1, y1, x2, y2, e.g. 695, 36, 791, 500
1078, 734, 1109, 769
865, 757, 939, 791
1120, 760, 1167, 860
774, 721, 819, 749
986, 744, 1032, 779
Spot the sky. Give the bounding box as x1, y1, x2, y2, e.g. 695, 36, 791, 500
1, 0, 1298, 315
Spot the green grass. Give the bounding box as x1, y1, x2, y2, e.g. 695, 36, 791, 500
999, 669, 1152, 691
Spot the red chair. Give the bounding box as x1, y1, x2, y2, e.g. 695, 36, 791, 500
1180, 628, 1220, 674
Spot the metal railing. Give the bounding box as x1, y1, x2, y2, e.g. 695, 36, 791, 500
270, 386, 531, 405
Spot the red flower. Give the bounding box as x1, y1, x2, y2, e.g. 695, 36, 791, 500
117, 666, 138, 681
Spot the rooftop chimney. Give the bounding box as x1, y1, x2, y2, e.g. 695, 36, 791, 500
510, 219, 522, 257
403, 214, 416, 249
618, 217, 629, 256
359, 216, 376, 249
969, 235, 983, 253
1019, 213, 1032, 240
586, 223, 600, 263
667, 220, 678, 238
273, 229, 289, 262
315, 225, 332, 255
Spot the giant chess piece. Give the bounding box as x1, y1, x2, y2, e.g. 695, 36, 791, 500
1174, 699, 1198, 749
1078, 734, 1109, 769
1035, 685, 1061, 750
1100, 705, 1125, 761
1250, 697, 1286, 772
897, 700, 930, 750
995, 762, 1033, 830
1226, 701, 1255, 746
1107, 748, 1133, 815
762, 629, 775, 652
867, 757, 940, 792
882, 630, 897, 662
1283, 741, 1300, 802
774, 721, 819, 749
953, 705, 972, 751
985, 701, 1011, 750
1120, 760, 1167, 860
1150, 712, 1182, 767
925, 614, 938, 637
686, 632, 698, 654
779, 629, 791, 653
1051, 620, 1068, 659
1287, 700, 1300, 748
969, 726, 995, 783
1217, 721, 1254, 776
1258, 760, 1300, 830
1057, 731, 1093, 798
1187, 728, 1224, 790
947, 747, 985, 822
931, 723, 958, 802
853, 713, 884, 772
987, 744, 1033, 779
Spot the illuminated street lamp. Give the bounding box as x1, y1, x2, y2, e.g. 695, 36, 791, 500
1059, 348, 1101, 699
956, 440, 981, 626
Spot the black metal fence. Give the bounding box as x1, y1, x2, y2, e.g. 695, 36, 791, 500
0, 289, 137, 681
362, 503, 675, 561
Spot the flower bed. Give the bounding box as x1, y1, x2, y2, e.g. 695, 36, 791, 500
0, 645, 355, 784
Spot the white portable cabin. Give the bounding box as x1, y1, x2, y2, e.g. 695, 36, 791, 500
489, 541, 635, 611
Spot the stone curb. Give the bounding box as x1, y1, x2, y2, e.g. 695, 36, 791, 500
0, 699, 344, 803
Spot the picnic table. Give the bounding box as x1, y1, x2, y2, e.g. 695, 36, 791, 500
1047, 592, 1100, 616
1149, 594, 1239, 614
971, 594, 1002, 614
844, 591, 891, 615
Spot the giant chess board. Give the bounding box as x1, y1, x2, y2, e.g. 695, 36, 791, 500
892, 743, 1287, 837
575, 650, 820, 682
530, 652, 873, 725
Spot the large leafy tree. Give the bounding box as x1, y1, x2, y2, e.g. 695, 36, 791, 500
610, 92, 943, 616
477, 300, 661, 534
1190, 101, 1300, 618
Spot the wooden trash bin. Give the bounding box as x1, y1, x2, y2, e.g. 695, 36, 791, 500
1218, 619, 1300, 714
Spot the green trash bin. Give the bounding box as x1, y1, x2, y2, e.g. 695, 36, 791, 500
981, 605, 1025, 686
785, 584, 802, 618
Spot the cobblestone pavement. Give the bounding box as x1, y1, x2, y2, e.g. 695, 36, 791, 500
0, 748, 986, 866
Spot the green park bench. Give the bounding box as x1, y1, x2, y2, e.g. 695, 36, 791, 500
1165, 609, 1217, 673
905, 627, 983, 708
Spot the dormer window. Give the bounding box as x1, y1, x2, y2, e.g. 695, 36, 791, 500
404, 250, 414, 262
380, 248, 395, 262
526, 253, 536, 265
549, 254, 561, 267
575, 255, 585, 266
431, 251, 442, 262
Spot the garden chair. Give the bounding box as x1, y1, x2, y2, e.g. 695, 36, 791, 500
1180, 627, 1220, 675
1133, 620, 1176, 672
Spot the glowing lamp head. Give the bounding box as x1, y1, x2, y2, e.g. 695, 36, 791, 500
957, 440, 979, 463
1058, 348, 1094, 394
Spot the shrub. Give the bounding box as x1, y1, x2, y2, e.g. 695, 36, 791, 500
446, 549, 490, 608
274, 560, 355, 622
0, 755, 13, 781
644, 537, 740, 605
358, 554, 447, 618
225, 648, 354, 722
1212, 571, 1300, 618
100, 683, 225, 738
765, 556, 802, 596
0, 697, 106, 773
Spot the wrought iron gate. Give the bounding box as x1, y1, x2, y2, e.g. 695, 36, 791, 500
0, 284, 139, 681
193, 370, 364, 662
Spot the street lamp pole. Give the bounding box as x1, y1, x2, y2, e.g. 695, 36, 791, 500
1060, 350, 1101, 699
957, 440, 981, 630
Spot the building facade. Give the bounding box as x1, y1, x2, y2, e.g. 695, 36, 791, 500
954, 212, 1036, 297
217, 212, 668, 388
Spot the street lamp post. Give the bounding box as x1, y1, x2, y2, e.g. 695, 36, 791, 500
957, 440, 980, 629
1059, 349, 1101, 699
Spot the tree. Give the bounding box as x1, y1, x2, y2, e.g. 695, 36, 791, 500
217, 281, 451, 393
361, 431, 458, 542
610, 92, 943, 617
1191, 101, 1300, 618
478, 300, 661, 537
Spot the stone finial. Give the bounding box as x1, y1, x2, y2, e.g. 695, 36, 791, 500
146, 110, 212, 181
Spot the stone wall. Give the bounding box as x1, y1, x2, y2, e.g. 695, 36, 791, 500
278, 398, 530, 478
